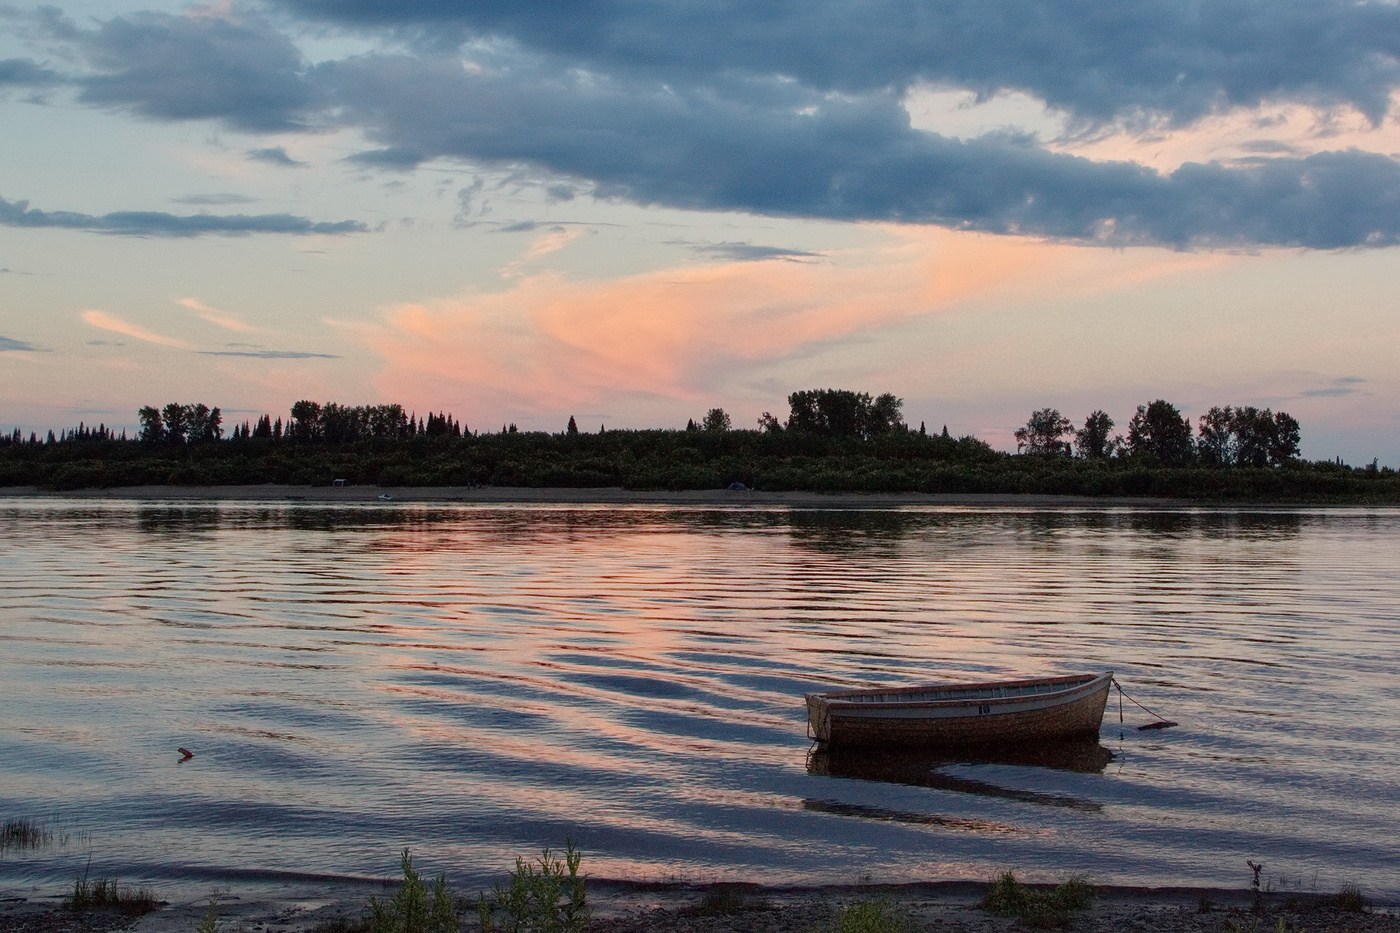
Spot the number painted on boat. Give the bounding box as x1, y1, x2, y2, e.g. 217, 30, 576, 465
977, 704, 991, 715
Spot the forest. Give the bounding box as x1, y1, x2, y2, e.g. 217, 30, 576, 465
2, 390, 1396, 502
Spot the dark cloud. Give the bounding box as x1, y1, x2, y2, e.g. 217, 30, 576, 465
316, 54, 1400, 248
36, 5, 1400, 249
198, 349, 340, 359
248, 146, 307, 167
344, 147, 426, 170
496, 220, 539, 233
0, 57, 61, 87
680, 241, 822, 262
0, 335, 43, 351
77, 12, 319, 132
171, 193, 258, 205
276, 0, 1400, 126
0, 195, 368, 237
1303, 377, 1367, 397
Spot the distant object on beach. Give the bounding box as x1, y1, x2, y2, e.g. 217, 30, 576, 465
806, 671, 1113, 749
377, 493, 394, 501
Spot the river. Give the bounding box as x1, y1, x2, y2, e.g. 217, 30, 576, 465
1, 500, 1396, 899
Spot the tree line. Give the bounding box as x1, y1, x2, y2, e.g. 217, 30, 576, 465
2, 388, 1395, 501
1015, 400, 1301, 467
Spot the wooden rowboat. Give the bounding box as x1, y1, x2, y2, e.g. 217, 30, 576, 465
806, 671, 1113, 749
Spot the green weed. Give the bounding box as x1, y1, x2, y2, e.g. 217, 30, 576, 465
834, 898, 908, 933
981, 871, 1095, 929
195, 897, 220, 933
367, 849, 459, 933
476, 839, 588, 933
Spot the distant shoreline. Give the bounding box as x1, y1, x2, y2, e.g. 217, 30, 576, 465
1, 484, 1215, 508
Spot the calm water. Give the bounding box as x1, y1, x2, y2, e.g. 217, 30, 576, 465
1, 500, 1397, 899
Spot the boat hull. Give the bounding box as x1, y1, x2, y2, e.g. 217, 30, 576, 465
806, 672, 1112, 749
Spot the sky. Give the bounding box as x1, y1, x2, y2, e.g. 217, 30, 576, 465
2, 0, 1399, 464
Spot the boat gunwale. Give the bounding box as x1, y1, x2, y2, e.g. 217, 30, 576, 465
805, 672, 1111, 713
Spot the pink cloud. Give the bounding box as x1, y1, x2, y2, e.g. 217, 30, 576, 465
80, 310, 190, 348
336, 227, 1229, 425
176, 298, 265, 334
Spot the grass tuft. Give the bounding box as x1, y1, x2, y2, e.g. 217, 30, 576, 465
981, 871, 1095, 929
312, 919, 371, 933
1327, 884, 1369, 913
0, 817, 52, 855
835, 897, 908, 933
692, 884, 770, 915
66, 871, 158, 915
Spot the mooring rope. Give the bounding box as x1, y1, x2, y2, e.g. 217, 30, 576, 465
1112, 676, 1178, 731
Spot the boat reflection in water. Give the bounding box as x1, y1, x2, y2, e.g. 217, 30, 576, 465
806, 737, 1113, 817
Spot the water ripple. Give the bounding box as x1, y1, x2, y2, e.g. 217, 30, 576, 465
1, 501, 1397, 898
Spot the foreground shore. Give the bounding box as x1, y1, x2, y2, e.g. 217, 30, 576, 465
0, 484, 1214, 508
3, 879, 1395, 933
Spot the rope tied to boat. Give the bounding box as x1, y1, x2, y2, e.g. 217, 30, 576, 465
1112, 677, 1178, 731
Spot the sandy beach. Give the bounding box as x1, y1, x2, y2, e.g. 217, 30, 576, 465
0, 484, 1189, 508
2, 879, 1395, 933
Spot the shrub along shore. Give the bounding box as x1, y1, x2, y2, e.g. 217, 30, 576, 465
3, 392, 1396, 502
2, 429, 1396, 503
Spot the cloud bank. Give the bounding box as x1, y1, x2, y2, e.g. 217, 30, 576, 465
15, 1, 1400, 248
275, 0, 1400, 127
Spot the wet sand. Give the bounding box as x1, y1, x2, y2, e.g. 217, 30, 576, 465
3, 880, 1395, 933
0, 484, 1179, 508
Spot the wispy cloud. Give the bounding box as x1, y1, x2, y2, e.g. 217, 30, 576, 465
500, 226, 588, 278
176, 297, 263, 334
0, 195, 367, 237
1302, 376, 1367, 397
198, 349, 339, 359
0, 335, 44, 352
80, 310, 190, 347
171, 193, 257, 205
678, 242, 823, 263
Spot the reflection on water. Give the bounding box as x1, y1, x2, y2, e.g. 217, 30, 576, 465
1, 501, 1397, 899
808, 740, 1112, 812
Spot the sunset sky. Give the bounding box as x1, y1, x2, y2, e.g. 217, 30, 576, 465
3, 0, 1399, 464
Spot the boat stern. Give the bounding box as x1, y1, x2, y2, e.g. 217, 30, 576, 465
805, 693, 832, 743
